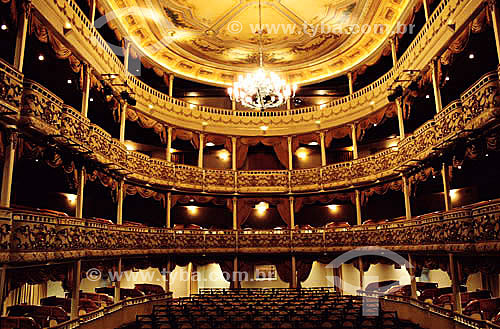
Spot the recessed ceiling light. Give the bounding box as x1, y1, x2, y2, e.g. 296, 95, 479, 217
373, 123, 377, 127
0, 24, 7, 31
457, 165, 462, 169
67, 79, 72, 84
327, 205, 338, 211
206, 142, 215, 147
260, 125, 268, 131
485, 153, 489, 157
426, 94, 430, 99
445, 76, 450, 81
89, 97, 94, 102
38, 54, 45, 61
469, 53, 475, 59
308, 141, 319, 146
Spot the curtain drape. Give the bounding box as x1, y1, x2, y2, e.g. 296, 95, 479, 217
235, 137, 289, 169
227, 198, 291, 227
124, 184, 165, 206
172, 128, 199, 149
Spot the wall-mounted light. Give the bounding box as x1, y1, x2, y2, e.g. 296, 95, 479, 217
327, 204, 338, 212
449, 189, 459, 200
186, 205, 198, 214
296, 147, 308, 160
255, 202, 269, 215
206, 142, 215, 147
308, 141, 319, 146
217, 149, 230, 161
0, 24, 7, 31
66, 193, 77, 205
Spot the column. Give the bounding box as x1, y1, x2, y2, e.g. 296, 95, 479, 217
0, 264, 7, 316
164, 260, 171, 292
351, 124, 358, 159
442, 163, 452, 211
291, 256, 297, 289
166, 192, 172, 228
423, 0, 429, 20
123, 39, 131, 73
70, 260, 81, 320
90, 0, 97, 24
289, 197, 295, 229
408, 254, 417, 299
169, 74, 174, 97
119, 102, 127, 143
114, 258, 122, 302
347, 72, 354, 95
355, 190, 362, 226
431, 58, 443, 113
232, 99, 236, 111
81, 64, 91, 117
166, 127, 173, 162
320, 132, 326, 166
116, 180, 124, 225
232, 197, 238, 230
396, 98, 405, 139
198, 133, 204, 168
490, 0, 500, 63
0, 130, 17, 208
187, 262, 193, 296
333, 266, 344, 295
233, 256, 239, 289
358, 258, 364, 290
286, 99, 291, 110
449, 253, 462, 313
402, 176, 412, 220
13, 3, 29, 72
287, 136, 293, 170
231, 137, 237, 170
390, 37, 398, 66
75, 166, 85, 218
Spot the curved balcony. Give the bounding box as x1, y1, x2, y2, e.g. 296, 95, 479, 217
13, 67, 500, 195
31, 0, 487, 135
1, 198, 500, 264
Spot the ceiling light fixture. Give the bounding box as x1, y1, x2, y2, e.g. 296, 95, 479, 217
227, 0, 297, 110
445, 76, 450, 81
89, 97, 94, 102
206, 142, 215, 147
327, 204, 338, 211
296, 148, 308, 160
308, 141, 319, 146
218, 149, 230, 161
469, 53, 475, 59
38, 54, 45, 61
186, 205, 197, 214
425, 94, 430, 99
0, 24, 7, 31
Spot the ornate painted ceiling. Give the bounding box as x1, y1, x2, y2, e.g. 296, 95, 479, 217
100, 0, 413, 86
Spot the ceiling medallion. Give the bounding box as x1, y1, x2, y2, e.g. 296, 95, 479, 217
227, 0, 297, 110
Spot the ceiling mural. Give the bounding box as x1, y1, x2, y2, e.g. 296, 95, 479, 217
101, 0, 412, 86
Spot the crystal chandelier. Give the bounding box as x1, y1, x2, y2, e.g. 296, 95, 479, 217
227, 0, 297, 110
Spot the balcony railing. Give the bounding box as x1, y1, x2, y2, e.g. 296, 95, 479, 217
2, 198, 500, 263
5, 69, 498, 194
28, 0, 487, 134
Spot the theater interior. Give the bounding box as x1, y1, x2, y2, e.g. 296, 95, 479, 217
1, 0, 500, 328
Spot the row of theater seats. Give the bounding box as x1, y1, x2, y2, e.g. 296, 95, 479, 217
363, 280, 500, 324
0, 284, 166, 329
136, 288, 422, 329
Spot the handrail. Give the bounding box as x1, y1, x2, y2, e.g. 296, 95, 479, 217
27, 0, 486, 134
50, 293, 171, 329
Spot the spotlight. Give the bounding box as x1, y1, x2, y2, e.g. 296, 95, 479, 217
387, 86, 403, 102
38, 54, 45, 61
120, 90, 136, 106
0, 24, 7, 31
103, 85, 113, 97
408, 81, 418, 91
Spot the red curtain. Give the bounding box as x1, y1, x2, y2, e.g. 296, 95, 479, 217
172, 128, 199, 149
236, 137, 289, 169
227, 198, 291, 228
292, 133, 319, 153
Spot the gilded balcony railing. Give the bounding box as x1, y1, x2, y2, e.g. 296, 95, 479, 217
2, 198, 500, 263
0, 58, 23, 116
28, 0, 487, 134
6, 67, 499, 195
